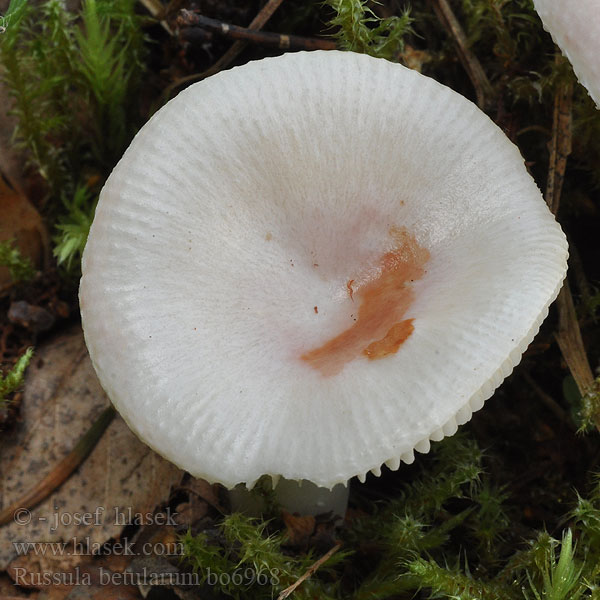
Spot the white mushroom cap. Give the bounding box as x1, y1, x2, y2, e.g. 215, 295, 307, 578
533, 0, 600, 107
80, 50, 568, 490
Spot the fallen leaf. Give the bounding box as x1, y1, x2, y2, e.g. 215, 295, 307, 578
281, 510, 316, 549
125, 556, 201, 600
0, 173, 49, 291
172, 499, 209, 529
37, 589, 71, 600
63, 580, 140, 600
7, 552, 87, 589
0, 325, 183, 570
185, 477, 224, 512
0, 571, 30, 598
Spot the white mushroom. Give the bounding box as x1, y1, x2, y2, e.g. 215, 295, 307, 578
80, 51, 568, 513
533, 0, 600, 107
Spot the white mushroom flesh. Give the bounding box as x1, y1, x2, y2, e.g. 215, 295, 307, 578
533, 0, 600, 107
80, 51, 568, 490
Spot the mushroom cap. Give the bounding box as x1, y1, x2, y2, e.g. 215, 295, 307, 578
80, 50, 568, 489
533, 0, 600, 107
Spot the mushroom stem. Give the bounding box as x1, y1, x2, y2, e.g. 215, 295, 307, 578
229, 478, 349, 520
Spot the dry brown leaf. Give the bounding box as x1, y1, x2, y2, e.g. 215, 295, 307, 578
173, 476, 224, 527
0, 76, 50, 292
0, 173, 50, 290
0, 571, 30, 598
6, 562, 141, 599
399, 44, 432, 72
281, 510, 316, 549
37, 590, 71, 600
172, 500, 208, 528
0, 326, 183, 570
7, 552, 87, 589
185, 477, 224, 511
63, 581, 140, 600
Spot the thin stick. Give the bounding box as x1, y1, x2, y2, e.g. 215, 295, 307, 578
541, 55, 600, 430
209, 0, 286, 76
545, 55, 573, 215
177, 12, 336, 51
138, 0, 172, 34
554, 283, 600, 430
165, 7, 335, 100
0, 406, 115, 526
167, 0, 287, 97
277, 542, 342, 600
555, 283, 595, 392
429, 0, 493, 109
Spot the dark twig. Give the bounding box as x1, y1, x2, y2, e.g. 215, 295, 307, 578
177, 12, 336, 52
429, 0, 493, 109
165, 8, 336, 100
208, 0, 287, 77
166, 1, 286, 97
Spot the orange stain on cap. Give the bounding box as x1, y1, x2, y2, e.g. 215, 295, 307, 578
301, 227, 429, 376
363, 319, 415, 359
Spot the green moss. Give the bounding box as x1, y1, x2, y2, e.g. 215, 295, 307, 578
0, 347, 33, 406
53, 185, 96, 272
182, 513, 347, 599
324, 0, 413, 61
0, 0, 146, 274
0, 239, 35, 283
180, 436, 600, 599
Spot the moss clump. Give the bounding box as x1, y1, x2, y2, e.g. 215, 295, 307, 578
324, 0, 413, 60
0, 0, 146, 272
0, 347, 33, 406
0, 239, 35, 283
